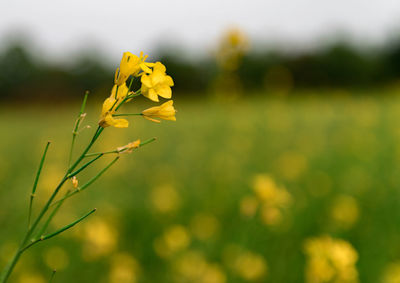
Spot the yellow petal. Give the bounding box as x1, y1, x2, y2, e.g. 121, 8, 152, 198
163, 100, 174, 107
141, 75, 152, 88
143, 116, 161, 123
102, 97, 116, 115
111, 84, 129, 99
142, 105, 160, 116
113, 118, 129, 128
140, 63, 153, 74
160, 115, 176, 121
151, 71, 165, 86
100, 113, 129, 128
154, 62, 166, 73
164, 75, 174, 86
156, 85, 172, 99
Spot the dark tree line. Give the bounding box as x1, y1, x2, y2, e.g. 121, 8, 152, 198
2, 39, 400, 102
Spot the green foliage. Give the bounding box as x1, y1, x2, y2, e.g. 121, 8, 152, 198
0, 93, 400, 282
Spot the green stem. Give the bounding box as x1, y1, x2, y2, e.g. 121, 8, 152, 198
50, 157, 119, 207
0, 126, 103, 283
28, 141, 51, 229
68, 91, 89, 167
21, 208, 96, 253
67, 154, 103, 178
35, 189, 71, 238
112, 113, 142, 117
49, 270, 56, 283
68, 126, 103, 175
85, 150, 119, 157
84, 137, 156, 157
114, 90, 141, 112
0, 251, 22, 283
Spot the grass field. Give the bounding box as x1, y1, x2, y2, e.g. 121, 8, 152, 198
2, 91, 400, 283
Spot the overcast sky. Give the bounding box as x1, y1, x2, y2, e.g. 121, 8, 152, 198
1, 0, 400, 62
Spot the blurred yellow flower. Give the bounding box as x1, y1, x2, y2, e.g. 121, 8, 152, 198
253, 175, 291, 206
202, 264, 226, 283
43, 246, 69, 270
382, 261, 400, 283
115, 51, 154, 85
226, 28, 248, 48
190, 213, 220, 241
260, 205, 282, 226
234, 251, 267, 281
18, 272, 46, 283
109, 252, 140, 283
330, 195, 360, 229
250, 174, 292, 226
150, 185, 181, 213
239, 196, 259, 217
81, 219, 118, 260
303, 235, 359, 283
99, 97, 129, 128
223, 244, 268, 281
141, 62, 174, 102
142, 100, 176, 123
154, 225, 190, 258
276, 151, 308, 181
217, 27, 249, 71
173, 251, 226, 283
173, 250, 207, 280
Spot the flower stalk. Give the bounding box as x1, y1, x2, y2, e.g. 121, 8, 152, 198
28, 141, 51, 229
0, 51, 176, 282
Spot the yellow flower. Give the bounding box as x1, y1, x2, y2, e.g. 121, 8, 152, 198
115, 52, 154, 85
141, 62, 174, 102
303, 236, 359, 283
117, 139, 141, 153
142, 100, 176, 123
99, 97, 129, 128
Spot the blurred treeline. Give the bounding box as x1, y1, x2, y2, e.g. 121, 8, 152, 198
3, 38, 400, 102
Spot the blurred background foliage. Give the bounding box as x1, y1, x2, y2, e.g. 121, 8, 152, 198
4, 33, 400, 102
4, 27, 400, 283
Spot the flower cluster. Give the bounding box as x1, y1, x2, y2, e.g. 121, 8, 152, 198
240, 174, 292, 226
303, 236, 359, 283
99, 52, 176, 128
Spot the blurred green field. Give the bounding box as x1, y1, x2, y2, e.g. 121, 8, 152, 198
2, 91, 400, 283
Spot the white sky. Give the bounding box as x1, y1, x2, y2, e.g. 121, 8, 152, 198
1, 0, 400, 62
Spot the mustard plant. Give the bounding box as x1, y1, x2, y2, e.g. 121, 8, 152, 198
0, 51, 176, 282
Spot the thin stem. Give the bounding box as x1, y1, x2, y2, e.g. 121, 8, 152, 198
67, 154, 103, 178
112, 113, 142, 117
84, 137, 156, 157
114, 89, 141, 112
51, 157, 119, 207
49, 270, 56, 283
28, 141, 51, 229
85, 150, 119, 157
34, 128, 103, 236
127, 77, 134, 93
68, 126, 103, 174
68, 91, 89, 167
21, 208, 96, 253
114, 85, 119, 100
0, 126, 104, 283
0, 252, 22, 283
35, 189, 71, 238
